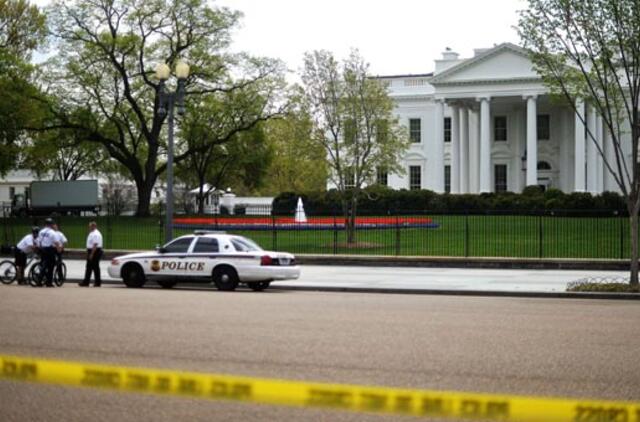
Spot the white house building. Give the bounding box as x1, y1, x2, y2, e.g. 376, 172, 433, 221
380, 43, 625, 194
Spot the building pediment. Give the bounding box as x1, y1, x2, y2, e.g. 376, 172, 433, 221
430, 43, 540, 86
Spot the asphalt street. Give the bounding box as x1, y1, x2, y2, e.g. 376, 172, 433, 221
0, 284, 639, 421
61, 259, 628, 293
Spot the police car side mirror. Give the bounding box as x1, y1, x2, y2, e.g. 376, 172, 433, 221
155, 244, 167, 254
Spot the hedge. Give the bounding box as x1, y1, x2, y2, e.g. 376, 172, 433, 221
273, 186, 628, 216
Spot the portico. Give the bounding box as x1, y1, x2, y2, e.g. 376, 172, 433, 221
382, 43, 618, 194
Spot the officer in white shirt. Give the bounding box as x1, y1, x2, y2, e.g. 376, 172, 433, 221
37, 218, 61, 287
52, 223, 68, 282
15, 226, 39, 284
80, 221, 103, 287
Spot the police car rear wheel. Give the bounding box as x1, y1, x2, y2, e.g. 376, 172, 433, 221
248, 281, 270, 291
213, 266, 239, 291
157, 280, 177, 289
122, 264, 145, 288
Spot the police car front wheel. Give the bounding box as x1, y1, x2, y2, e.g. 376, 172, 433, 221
212, 266, 239, 291
122, 263, 145, 288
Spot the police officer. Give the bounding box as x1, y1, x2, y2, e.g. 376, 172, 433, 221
80, 221, 103, 287
52, 223, 68, 282
15, 227, 39, 284
37, 218, 60, 287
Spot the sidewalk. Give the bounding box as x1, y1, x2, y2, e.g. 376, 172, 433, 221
61, 259, 639, 300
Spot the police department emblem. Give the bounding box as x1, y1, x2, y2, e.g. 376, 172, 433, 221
150, 260, 161, 272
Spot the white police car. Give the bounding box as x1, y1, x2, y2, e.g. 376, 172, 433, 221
107, 232, 300, 291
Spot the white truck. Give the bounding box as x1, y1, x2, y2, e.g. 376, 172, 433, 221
12, 180, 99, 216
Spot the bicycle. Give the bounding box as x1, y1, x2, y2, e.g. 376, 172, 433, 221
0, 259, 17, 284
0, 253, 50, 285
29, 256, 66, 287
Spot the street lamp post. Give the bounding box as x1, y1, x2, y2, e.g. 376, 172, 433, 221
156, 61, 190, 244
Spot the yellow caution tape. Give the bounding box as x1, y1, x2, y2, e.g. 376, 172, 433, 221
1, 354, 638, 421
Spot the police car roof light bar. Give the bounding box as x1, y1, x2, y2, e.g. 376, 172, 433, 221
193, 230, 227, 235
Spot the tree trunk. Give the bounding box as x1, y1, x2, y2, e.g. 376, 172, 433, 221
630, 204, 639, 287
197, 187, 205, 215
135, 180, 154, 217
347, 197, 358, 244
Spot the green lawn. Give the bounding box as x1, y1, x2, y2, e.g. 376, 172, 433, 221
0, 214, 630, 259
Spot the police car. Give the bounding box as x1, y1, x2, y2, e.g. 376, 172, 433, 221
107, 231, 300, 291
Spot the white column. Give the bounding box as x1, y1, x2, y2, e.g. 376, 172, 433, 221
595, 115, 604, 193
432, 99, 445, 193
450, 103, 460, 193
586, 105, 598, 193
479, 96, 491, 192
574, 100, 586, 192
459, 106, 469, 193
525, 95, 538, 187
468, 108, 480, 193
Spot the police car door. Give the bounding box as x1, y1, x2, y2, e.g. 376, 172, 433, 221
158, 236, 195, 278
189, 237, 219, 277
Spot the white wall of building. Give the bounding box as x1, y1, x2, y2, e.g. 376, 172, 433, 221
379, 43, 629, 195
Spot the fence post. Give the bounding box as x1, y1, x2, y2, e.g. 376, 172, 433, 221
395, 210, 401, 256
538, 212, 543, 259
333, 209, 338, 255
158, 218, 163, 247
272, 212, 277, 251
106, 215, 112, 250
465, 211, 469, 257
619, 210, 624, 260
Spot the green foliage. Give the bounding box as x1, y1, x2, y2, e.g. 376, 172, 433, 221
21, 128, 108, 180
300, 49, 410, 241
519, 0, 640, 285
43, 0, 286, 215
258, 101, 328, 195
273, 189, 627, 215
301, 50, 409, 193
0, 0, 46, 58
0, 0, 47, 175
175, 85, 279, 212
567, 282, 639, 293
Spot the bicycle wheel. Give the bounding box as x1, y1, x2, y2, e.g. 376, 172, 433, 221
0, 260, 17, 284
54, 263, 67, 287
28, 263, 44, 287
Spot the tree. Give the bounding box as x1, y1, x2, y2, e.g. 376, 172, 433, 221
258, 101, 328, 195
519, 0, 640, 288
0, 0, 47, 175
176, 87, 277, 214
0, 0, 46, 56
177, 122, 273, 214
43, 0, 285, 216
301, 50, 409, 243
21, 129, 107, 180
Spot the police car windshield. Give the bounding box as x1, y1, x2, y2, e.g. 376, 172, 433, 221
230, 236, 263, 252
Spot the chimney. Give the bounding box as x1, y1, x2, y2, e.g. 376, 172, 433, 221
442, 47, 459, 61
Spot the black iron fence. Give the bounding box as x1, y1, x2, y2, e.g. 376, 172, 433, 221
0, 208, 633, 259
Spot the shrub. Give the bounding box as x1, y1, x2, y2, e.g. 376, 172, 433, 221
272, 188, 625, 216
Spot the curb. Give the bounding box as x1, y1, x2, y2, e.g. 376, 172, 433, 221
61, 278, 640, 300
8, 249, 630, 271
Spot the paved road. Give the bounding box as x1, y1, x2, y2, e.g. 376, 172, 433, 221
0, 285, 639, 421
62, 259, 627, 293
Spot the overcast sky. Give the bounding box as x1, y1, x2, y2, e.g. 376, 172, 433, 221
33, 0, 525, 76
214, 0, 525, 76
